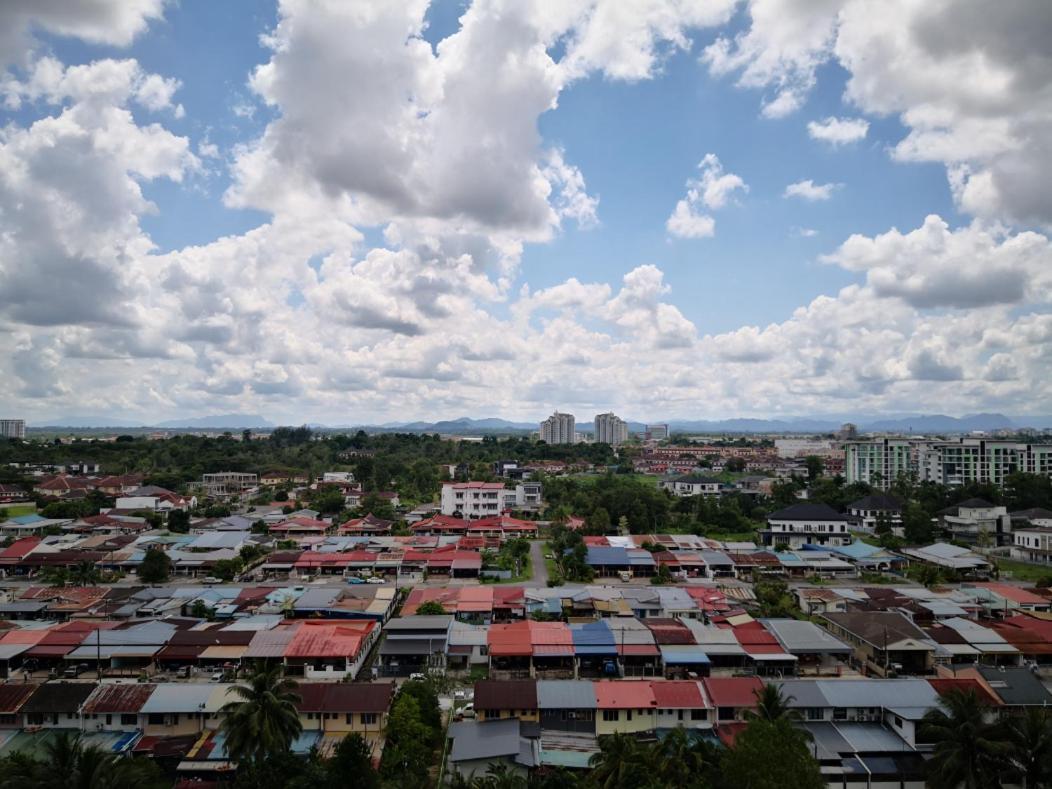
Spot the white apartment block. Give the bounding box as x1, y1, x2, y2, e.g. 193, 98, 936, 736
540, 411, 576, 445
1012, 527, 1052, 565
774, 438, 837, 458
645, 424, 669, 441
201, 471, 258, 497
845, 438, 1052, 490
441, 481, 544, 517
762, 502, 853, 549
593, 412, 628, 446
0, 419, 26, 439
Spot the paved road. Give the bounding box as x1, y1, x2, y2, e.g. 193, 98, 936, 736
530, 539, 549, 586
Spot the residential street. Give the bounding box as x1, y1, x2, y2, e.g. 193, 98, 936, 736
530, 539, 549, 587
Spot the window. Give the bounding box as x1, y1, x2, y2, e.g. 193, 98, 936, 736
806, 708, 823, 721
27, 713, 44, 726
602, 710, 618, 722
690, 709, 706, 721
626, 710, 633, 721
833, 708, 847, 721
105, 714, 112, 725
893, 715, 903, 728
148, 714, 164, 725
718, 707, 735, 721
361, 713, 378, 725
120, 714, 137, 726
677, 710, 684, 721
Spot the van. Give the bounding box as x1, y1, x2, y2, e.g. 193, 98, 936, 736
617, 570, 632, 582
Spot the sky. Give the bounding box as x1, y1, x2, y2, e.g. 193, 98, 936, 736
1, 0, 1051, 425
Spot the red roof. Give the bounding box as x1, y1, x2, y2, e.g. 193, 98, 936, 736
650, 680, 708, 709
970, 583, 1047, 605
0, 684, 37, 713
285, 621, 375, 659
928, 678, 1001, 707
83, 683, 156, 713
446, 482, 505, 490
702, 677, 763, 709
0, 537, 41, 562
594, 680, 657, 709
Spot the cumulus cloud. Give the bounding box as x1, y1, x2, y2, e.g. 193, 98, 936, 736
784, 179, 839, 201
703, 0, 1052, 227
807, 116, 868, 145
666, 154, 746, 238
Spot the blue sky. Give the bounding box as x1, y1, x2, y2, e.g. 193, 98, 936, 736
0, 0, 1048, 424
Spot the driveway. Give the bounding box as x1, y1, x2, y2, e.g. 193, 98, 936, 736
530, 539, 549, 586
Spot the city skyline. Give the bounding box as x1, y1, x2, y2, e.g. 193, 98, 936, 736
1, 1, 1050, 426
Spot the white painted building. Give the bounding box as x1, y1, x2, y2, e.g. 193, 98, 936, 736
440, 481, 543, 517
762, 502, 853, 549
774, 438, 836, 458
593, 412, 628, 446
539, 411, 576, 445
0, 419, 25, 439
1012, 524, 1052, 565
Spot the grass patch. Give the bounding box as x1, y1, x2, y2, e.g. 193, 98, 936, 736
0, 504, 36, 518
993, 557, 1051, 583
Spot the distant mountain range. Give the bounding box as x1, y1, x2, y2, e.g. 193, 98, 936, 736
28, 412, 1052, 434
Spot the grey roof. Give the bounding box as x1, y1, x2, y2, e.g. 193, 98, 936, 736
140, 683, 217, 713
761, 619, 852, 655
835, 723, 913, 753
848, 494, 903, 512
450, 718, 532, 763
976, 666, 1052, 706
776, 680, 833, 709
537, 680, 597, 710
380, 637, 446, 656
814, 679, 939, 712
293, 588, 342, 610
0, 644, 31, 660
385, 615, 453, 632
80, 620, 178, 646
768, 502, 851, 522
800, 722, 854, 760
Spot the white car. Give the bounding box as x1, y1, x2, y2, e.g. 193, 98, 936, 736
408, 672, 427, 681
365, 577, 386, 584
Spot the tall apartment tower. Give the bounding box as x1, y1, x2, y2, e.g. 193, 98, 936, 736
540, 411, 576, 445
0, 420, 25, 440
594, 412, 629, 446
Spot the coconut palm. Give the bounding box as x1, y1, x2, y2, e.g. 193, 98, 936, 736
219, 662, 303, 766
0, 731, 165, 789
747, 683, 800, 722
589, 733, 652, 789
649, 726, 719, 788
1005, 706, 1052, 788
920, 687, 1013, 789
70, 560, 101, 586
471, 763, 529, 789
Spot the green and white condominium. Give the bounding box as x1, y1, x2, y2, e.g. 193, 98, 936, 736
845, 438, 1052, 490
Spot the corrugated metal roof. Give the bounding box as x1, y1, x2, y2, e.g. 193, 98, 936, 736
658, 645, 711, 664
140, 684, 217, 714
536, 680, 596, 710
83, 683, 157, 713
651, 680, 707, 708
594, 680, 656, 709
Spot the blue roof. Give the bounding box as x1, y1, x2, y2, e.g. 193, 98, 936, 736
10, 514, 45, 525
658, 645, 711, 664
804, 540, 883, 560
571, 620, 615, 647
585, 546, 629, 565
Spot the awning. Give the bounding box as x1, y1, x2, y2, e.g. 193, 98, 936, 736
659, 645, 711, 664
748, 652, 798, 661
200, 645, 248, 660
155, 646, 206, 661
617, 644, 659, 657
24, 645, 75, 658
533, 645, 574, 657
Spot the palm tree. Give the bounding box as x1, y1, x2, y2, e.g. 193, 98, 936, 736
921, 688, 1013, 789
0, 731, 166, 789
649, 726, 718, 787
219, 662, 303, 766
589, 733, 650, 789
1005, 706, 1052, 788
747, 683, 800, 722
38, 567, 70, 587
70, 560, 100, 586
471, 763, 528, 789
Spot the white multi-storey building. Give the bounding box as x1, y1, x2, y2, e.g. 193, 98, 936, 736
593, 412, 628, 446
761, 502, 853, 549
540, 411, 576, 445
440, 481, 543, 517
0, 420, 26, 440
843, 439, 918, 488
645, 424, 669, 441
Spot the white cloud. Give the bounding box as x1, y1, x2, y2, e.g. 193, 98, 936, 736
0, 0, 164, 65
703, 0, 1052, 227
784, 179, 839, 201
665, 154, 746, 239
807, 116, 868, 145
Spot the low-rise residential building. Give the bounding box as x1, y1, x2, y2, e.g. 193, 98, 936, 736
938, 498, 1011, 545
660, 474, 723, 497
1012, 524, 1052, 565
761, 502, 852, 549
819, 611, 936, 677
440, 481, 543, 517
846, 493, 903, 534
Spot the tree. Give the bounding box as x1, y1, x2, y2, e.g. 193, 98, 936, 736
920, 688, 1013, 789
380, 694, 434, 789
138, 547, 172, 583
804, 455, 824, 480
166, 509, 191, 533
1005, 706, 1052, 789
589, 733, 651, 789
38, 567, 70, 587
650, 563, 672, 586
219, 663, 303, 767
0, 730, 167, 789
720, 718, 824, 789
649, 726, 719, 788
911, 563, 944, 589
415, 601, 447, 616
586, 507, 611, 534
754, 577, 799, 617
725, 457, 747, 472
747, 683, 800, 722
503, 538, 531, 577
212, 557, 244, 582
902, 500, 937, 544
470, 763, 529, 789
322, 733, 380, 789
70, 560, 100, 586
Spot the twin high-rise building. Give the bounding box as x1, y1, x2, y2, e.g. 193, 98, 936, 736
539, 410, 630, 446
594, 412, 628, 447
539, 411, 577, 445
0, 419, 25, 440
845, 437, 1052, 489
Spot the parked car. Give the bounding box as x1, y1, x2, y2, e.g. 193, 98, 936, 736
63, 663, 90, 678
346, 577, 365, 584
365, 577, 385, 584
203, 576, 220, 584
457, 703, 475, 720
408, 672, 427, 681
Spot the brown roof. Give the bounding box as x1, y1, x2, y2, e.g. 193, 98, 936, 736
82, 683, 156, 713
295, 682, 394, 713
20, 682, 96, 714
821, 611, 929, 646
0, 683, 38, 713
474, 680, 537, 711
